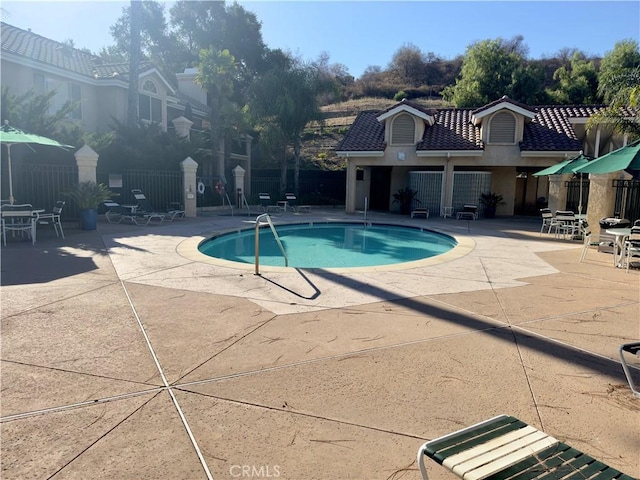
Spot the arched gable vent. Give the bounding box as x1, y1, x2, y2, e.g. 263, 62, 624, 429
489, 111, 516, 143
391, 113, 415, 145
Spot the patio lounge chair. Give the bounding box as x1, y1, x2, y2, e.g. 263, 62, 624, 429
456, 205, 478, 220
259, 193, 279, 213
417, 414, 634, 480
35, 200, 65, 239
618, 342, 640, 398
411, 208, 430, 219
284, 193, 311, 213
131, 189, 169, 225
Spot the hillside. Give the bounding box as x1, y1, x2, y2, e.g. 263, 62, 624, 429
300, 97, 450, 169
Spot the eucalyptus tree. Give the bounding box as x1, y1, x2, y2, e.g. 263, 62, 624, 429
196, 48, 239, 178
127, 0, 142, 127
442, 37, 545, 107
248, 57, 328, 194
587, 41, 640, 137
546, 51, 598, 104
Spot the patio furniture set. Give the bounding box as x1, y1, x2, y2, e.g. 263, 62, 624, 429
0, 201, 64, 246
103, 189, 185, 226
410, 205, 479, 220
258, 193, 311, 213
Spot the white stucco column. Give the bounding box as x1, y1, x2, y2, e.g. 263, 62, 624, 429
547, 174, 569, 213
586, 172, 628, 229
74, 144, 99, 183
232, 164, 246, 208
345, 158, 357, 213
441, 157, 454, 213
180, 156, 198, 218
172, 116, 193, 140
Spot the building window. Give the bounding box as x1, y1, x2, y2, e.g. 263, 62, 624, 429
33, 73, 82, 120
139, 80, 161, 123
391, 113, 415, 145
489, 111, 516, 143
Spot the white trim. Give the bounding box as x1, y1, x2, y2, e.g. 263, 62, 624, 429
520, 151, 579, 158
377, 104, 435, 125
416, 150, 483, 157
336, 151, 384, 157
472, 103, 536, 125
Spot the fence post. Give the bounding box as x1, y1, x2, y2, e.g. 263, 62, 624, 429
233, 164, 245, 207
180, 156, 198, 218
74, 145, 99, 184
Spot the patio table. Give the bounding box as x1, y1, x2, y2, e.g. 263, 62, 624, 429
606, 227, 631, 267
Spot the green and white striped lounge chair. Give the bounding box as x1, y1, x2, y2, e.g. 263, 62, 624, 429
417, 415, 634, 480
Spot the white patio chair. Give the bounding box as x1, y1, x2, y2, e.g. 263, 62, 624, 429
539, 208, 554, 235
36, 200, 65, 239
579, 221, 602, 262
623, 226, 640, 272
1, 203, 36, 246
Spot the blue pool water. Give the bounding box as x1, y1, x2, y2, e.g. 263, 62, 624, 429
198, 222, 457, 268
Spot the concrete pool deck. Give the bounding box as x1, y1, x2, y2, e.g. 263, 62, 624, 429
1, 209, 638, 479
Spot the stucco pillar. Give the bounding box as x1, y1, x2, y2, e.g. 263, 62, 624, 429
547, 174, 569, 213
441, 158, 454, 213
180, 156, 198, 218
586, 172, 627, 228
172, 116, 193, 140
233, 164, 246, 208
345, 159, 357, 213
74, 144, 99, 183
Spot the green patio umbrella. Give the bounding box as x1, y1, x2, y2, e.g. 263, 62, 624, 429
0, 121, 73, 204
533, 153, 592, 214
573, 139, 640, 175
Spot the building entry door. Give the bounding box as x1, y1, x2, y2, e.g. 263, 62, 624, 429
369, 167, 392, 210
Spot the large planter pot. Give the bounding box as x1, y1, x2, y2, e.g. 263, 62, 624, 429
484, 206, 497, 218
79, 208, 98, 230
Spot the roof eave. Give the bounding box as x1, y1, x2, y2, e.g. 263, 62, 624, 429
336, 151, 385, 157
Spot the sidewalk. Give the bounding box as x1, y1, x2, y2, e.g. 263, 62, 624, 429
1, 212, 638, 479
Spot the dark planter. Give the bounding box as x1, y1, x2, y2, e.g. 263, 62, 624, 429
484, 206, 497, 218
79, 208, 98, 230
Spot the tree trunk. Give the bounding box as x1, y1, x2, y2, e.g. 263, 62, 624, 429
293, 136, 301, 196
127, 0, 142, 127
280, 145, 287, 196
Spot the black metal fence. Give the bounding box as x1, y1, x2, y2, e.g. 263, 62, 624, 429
3, 164, 79, 219
614, 179, 640, 224
565, 178, 590, 213
97, 169, 183, 212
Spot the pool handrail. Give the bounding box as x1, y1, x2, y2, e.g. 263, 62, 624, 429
254, 213, 288, 274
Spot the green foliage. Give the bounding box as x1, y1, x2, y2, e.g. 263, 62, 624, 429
598, 40, 640, 104
95, 119, 208, 171
479, 192, 506, 207
63, 181, 113, 209
1, 87, 79, 140
546, 52, 598, 104
441, 37, 544, 107
392, 187, 420, 213
393, 90, 408, 101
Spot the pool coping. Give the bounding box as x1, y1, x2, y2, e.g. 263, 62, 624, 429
177, 219, 475, 273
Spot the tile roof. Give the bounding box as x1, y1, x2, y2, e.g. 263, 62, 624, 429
336, 101, 637, 153
1, 22, 208, 114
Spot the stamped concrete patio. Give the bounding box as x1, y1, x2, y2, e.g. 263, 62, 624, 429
1, 210, 638, 480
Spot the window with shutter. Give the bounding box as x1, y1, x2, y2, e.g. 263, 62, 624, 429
391, 114, 415, 145
489, 112, 516, 144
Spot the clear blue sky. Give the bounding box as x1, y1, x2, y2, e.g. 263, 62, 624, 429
2, 1, 639, 78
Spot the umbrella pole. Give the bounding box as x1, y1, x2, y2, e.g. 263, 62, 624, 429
578, 175, 583, 215
7, 144, 14, 205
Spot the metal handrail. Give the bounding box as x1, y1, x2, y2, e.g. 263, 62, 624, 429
255, 213, 288, 274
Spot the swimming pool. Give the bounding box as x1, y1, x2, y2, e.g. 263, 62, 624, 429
198, 222, 457, 269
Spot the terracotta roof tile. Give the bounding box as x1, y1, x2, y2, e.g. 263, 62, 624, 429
336, 111, 386, 151
336, 101, 637, 154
